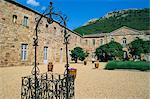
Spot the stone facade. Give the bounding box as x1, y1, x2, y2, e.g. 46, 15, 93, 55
83, 26, 150, 61
0, 0, 149, 67
0, 0, 82, 67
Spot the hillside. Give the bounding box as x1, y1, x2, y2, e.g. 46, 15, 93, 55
74, 8, 150, 35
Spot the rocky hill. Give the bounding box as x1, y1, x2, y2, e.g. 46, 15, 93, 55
74, 8, 150, 35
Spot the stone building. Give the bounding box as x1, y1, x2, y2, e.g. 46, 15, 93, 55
0, 0, 150, 67
0, 0, 82, 67
83, 26, 150, 61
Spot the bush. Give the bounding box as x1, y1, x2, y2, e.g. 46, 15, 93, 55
105, 61, 150, 71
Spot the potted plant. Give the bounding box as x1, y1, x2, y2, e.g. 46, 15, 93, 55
68, 68, 77, 79
95, 60, 99, 69
48, 62, 53, 72
84, 61, 87, 65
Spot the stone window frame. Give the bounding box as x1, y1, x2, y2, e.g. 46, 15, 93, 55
46, 24, 49, 28
21, 44, 28, 61
80, 38, 82, 43
22, 16, 29, 27
54, 27, 57, 30
44, 46, 48, 61
85, 39, 88, 45
122, 37, 127, 44
135, 37, 140, 39
92, 39, 95, 46
100, 39, 103, 45
12, 15, 17, 23
111, 37, 115, 41
122, 37, 127, 47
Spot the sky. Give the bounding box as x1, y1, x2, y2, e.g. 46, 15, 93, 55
15, 0, 150, 30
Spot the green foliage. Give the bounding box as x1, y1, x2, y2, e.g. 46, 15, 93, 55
95, 41, 123, 60
70, 47, 88, 62
74, 8, 150, 35
143, 40, 150, 53
129, 38, 150, 56
105, 61, 150, 71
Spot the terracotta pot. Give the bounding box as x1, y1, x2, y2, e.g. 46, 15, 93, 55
48, 62, 53, 72
68, 68, 77, 79
84, 61, 87, 65
95, 62, 99, 68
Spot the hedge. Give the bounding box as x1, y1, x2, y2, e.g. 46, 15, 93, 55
105, 61, 150, 71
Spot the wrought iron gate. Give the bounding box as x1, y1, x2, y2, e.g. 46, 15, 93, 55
21, 73, 75, 99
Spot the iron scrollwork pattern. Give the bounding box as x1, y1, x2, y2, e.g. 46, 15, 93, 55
21, 73, 75, 99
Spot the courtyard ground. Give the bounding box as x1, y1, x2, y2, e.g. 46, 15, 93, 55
0, 62, 150, 99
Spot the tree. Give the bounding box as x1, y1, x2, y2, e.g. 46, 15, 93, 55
95, 41, 123, 61
129, 38, 144, 56
129, 38, 150, 58
70, 47, 88, 63
143, 40, 150, 53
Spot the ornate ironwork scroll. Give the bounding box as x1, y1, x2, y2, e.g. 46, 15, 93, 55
21, 73, 74, 99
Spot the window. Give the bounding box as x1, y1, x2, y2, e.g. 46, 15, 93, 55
21, 44, 28, 61
135, 37, 139, 39
100, 39, 103, 45
54, 27, 56, 30
80, 38, 82, 43
85, 40, 88, 45
123, 37, 127, 44
46, 24, 48, 28
23, 16, 28, 26
44, 47, 48, 60
13, 15, 17, 23
93, 39, 95, 46
122, 37, 127, 47
111, 38, 115, 41
75, 36, 77, 42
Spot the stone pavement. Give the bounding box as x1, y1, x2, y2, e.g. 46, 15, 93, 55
0, 62, 150, 99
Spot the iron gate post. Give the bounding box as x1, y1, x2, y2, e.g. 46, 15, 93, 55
32, 2, 71, 99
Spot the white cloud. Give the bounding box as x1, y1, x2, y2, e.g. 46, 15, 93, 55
27, 0, 40, 6
41, 6, 46, 10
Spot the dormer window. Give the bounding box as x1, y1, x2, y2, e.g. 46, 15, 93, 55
13, 15, 17, 23
23, 16, 28, 27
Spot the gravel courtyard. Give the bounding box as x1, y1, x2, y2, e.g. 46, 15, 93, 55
0, 62, 150, 99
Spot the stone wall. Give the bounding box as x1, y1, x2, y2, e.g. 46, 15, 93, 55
0, 0, 149, 66
0, 0, 82, 67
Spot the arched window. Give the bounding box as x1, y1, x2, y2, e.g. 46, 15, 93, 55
122, 37, 127, 47
123, 37, 126, 44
